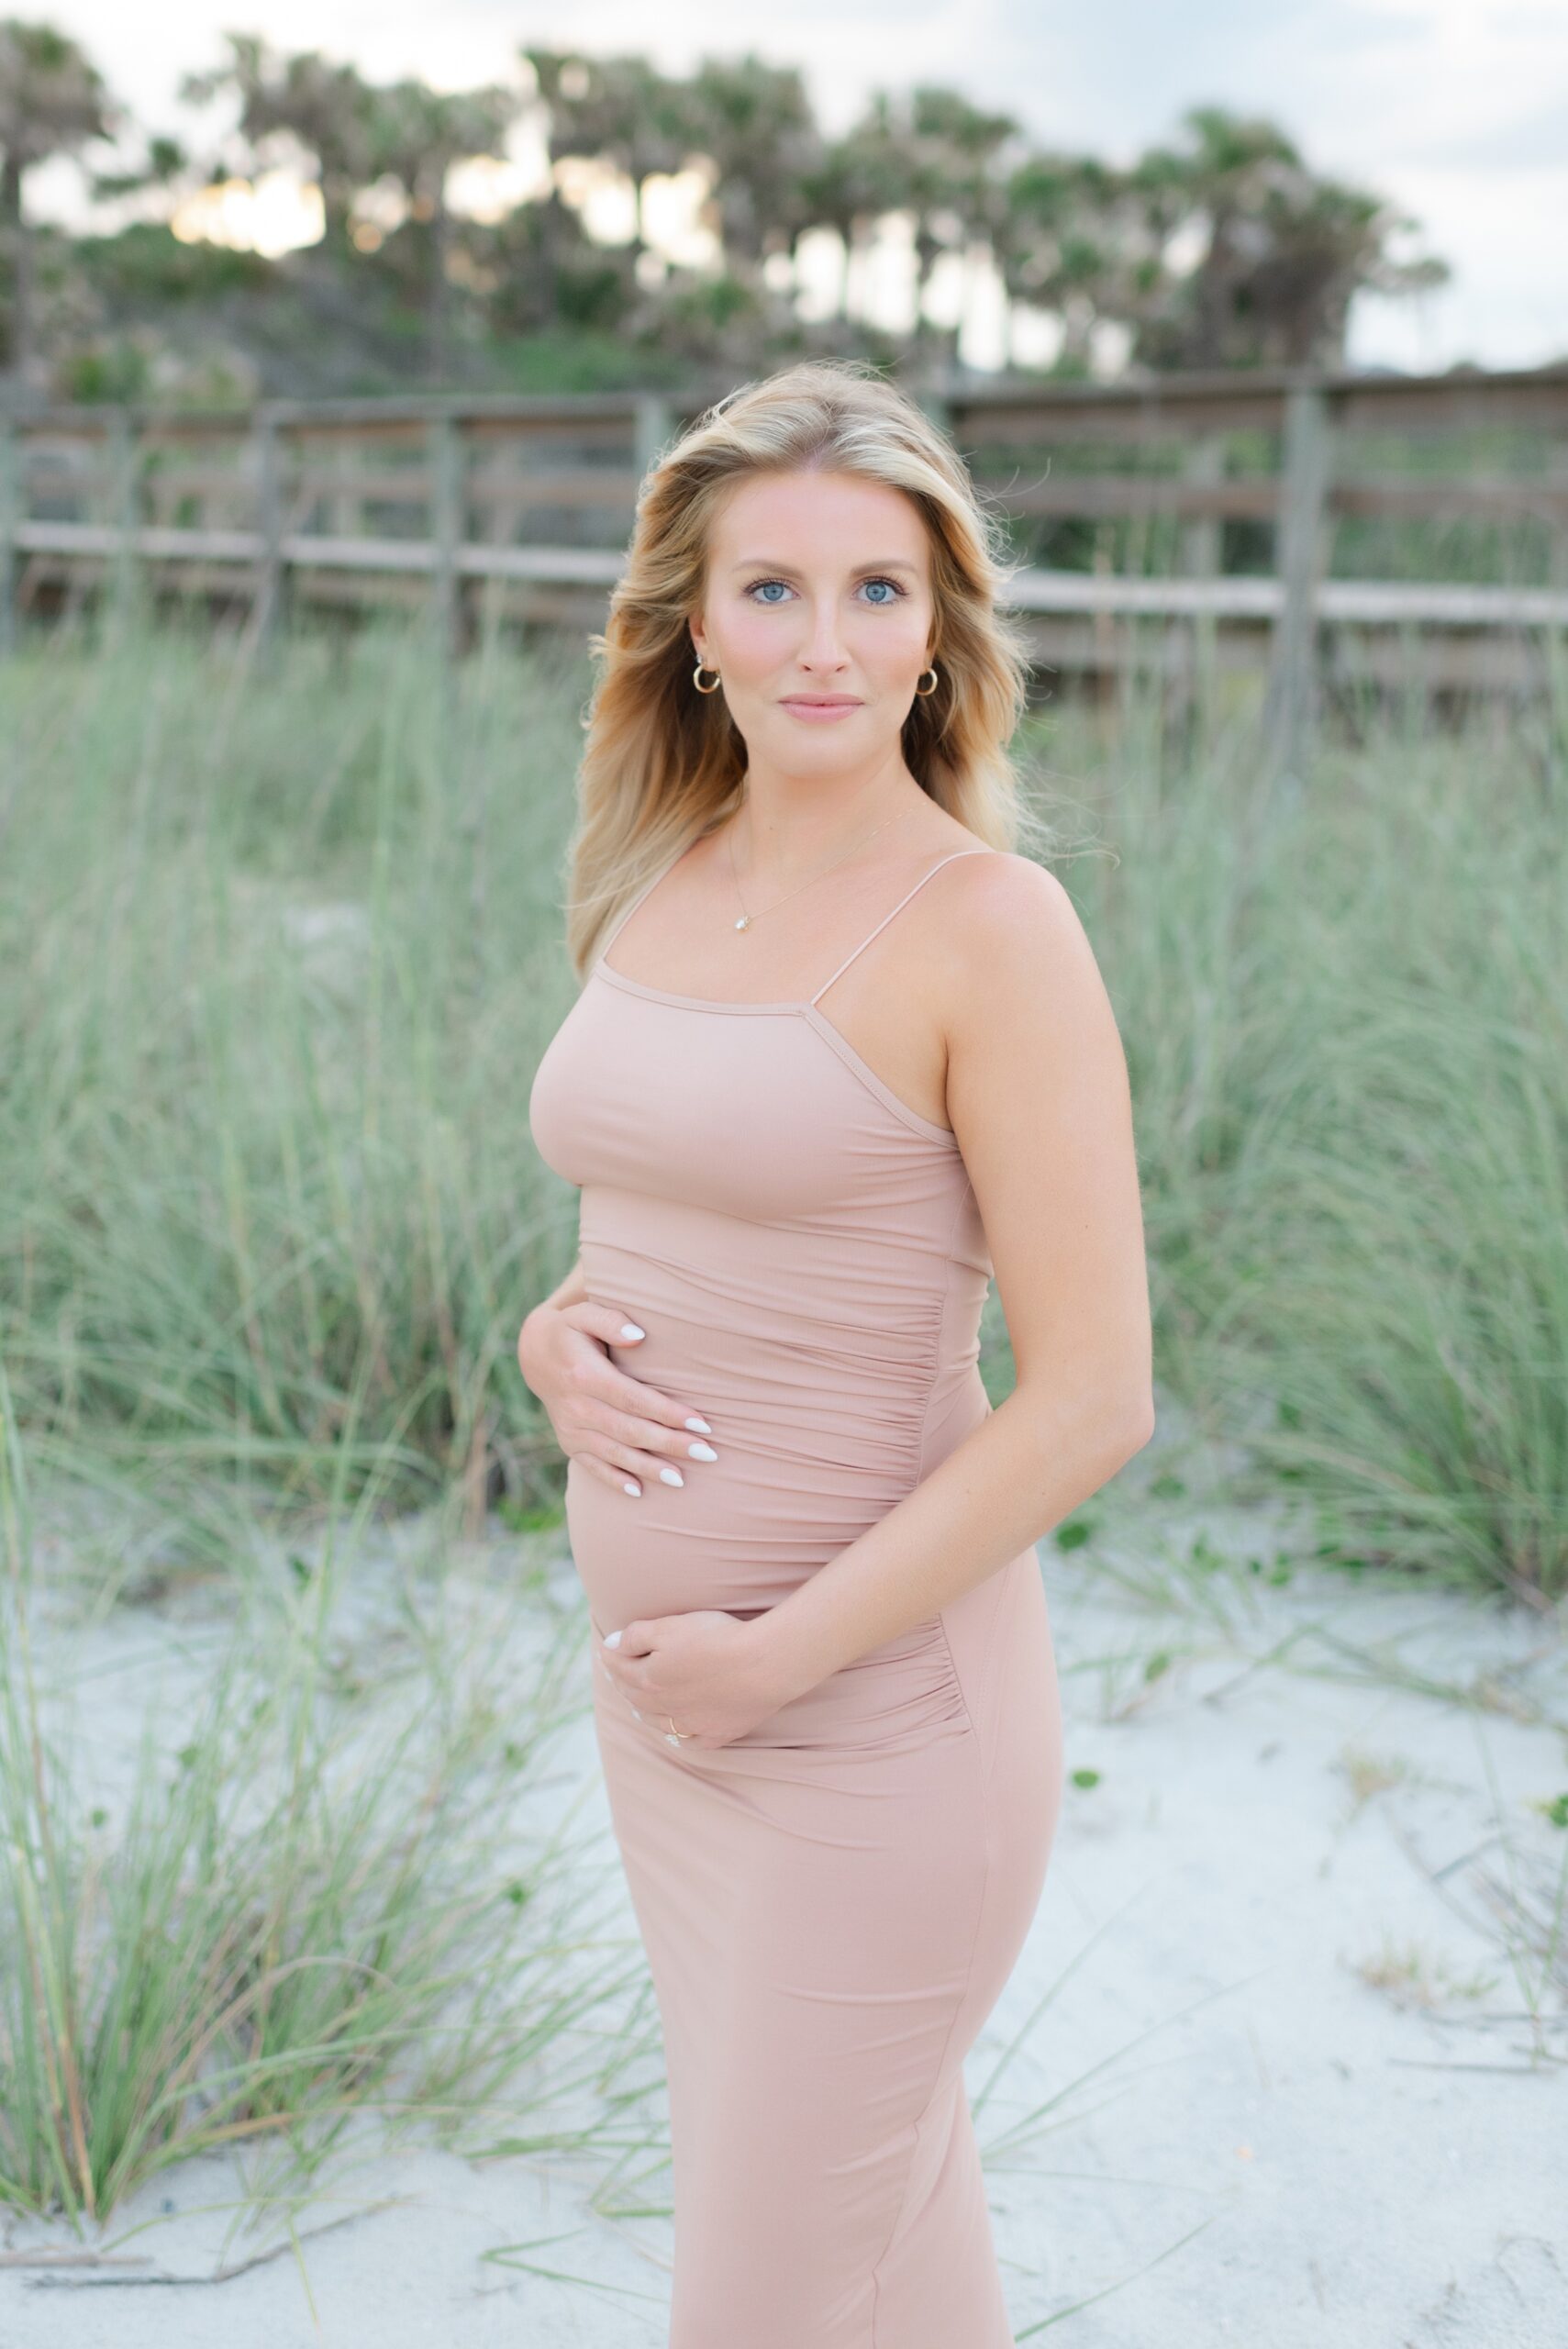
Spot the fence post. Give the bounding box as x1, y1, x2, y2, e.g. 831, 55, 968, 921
106, 406, 139, 635
633, 394, 673, 487
1549, 440, 1568, 779
1266, 382, 1333, 782
1181, 433, 1224, 733
428, 408, 462, 664
251, 406, 285, 652
0, 414, 16, 657
1549, 440, 1568, 593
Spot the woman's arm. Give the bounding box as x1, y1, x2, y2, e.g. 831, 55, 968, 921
746, 852, 1154, 1705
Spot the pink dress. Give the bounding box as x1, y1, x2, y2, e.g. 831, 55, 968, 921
528, 843, 1064, 2346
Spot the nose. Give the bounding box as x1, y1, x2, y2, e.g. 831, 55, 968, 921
798, 596, 851, 674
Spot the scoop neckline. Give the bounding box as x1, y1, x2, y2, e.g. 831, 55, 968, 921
589, 961, 962, 1147
594, 958, 807, 1017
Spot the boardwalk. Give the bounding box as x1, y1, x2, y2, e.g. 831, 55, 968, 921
5, 359, 1567, 765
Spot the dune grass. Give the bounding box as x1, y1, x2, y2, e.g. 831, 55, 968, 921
1, 606, 589, 1565
0, 600, 1563, 1610
1057, 690, 1568, 1605
0, 1341, 661, 2239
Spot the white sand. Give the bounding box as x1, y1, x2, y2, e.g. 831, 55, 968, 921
5, 1471, 1565, 2347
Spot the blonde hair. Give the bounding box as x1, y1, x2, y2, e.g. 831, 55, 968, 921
562, 357, 1037, 978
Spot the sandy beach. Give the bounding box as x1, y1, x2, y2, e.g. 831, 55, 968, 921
4, 1438, 1565, 2348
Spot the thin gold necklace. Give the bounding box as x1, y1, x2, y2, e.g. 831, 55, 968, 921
725, 800, 916, 932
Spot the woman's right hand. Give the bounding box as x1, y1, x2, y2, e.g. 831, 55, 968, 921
517, 1300, 718, 1498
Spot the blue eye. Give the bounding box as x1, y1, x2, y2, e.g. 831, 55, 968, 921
743, 576, 906, 605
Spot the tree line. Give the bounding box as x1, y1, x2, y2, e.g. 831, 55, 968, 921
0, 19, 1450, 402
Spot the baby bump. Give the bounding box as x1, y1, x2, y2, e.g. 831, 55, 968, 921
564, 1446, 887, 1624
563, 1343, 944, 1618
564, 1322, 993, 1628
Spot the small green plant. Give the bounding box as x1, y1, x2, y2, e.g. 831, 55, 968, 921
0, 1350, 642, 2237
497, 1497, 566, 1534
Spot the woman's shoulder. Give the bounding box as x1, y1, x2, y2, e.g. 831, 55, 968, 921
924, 845, 1088, 1010
926, 841, 1068, 921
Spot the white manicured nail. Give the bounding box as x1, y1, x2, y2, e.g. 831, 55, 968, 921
623, 1480, 640, 1496
687, 1442, 717, 1461
605, 1630, 621, 1648
684, 1416, 711, 1433
660, 1466, 684, 1486
620, 1322, 645, 1340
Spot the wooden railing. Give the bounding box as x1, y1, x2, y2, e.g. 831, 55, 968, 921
3, 361, 1567, 771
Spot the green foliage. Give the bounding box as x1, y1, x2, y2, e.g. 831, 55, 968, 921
0, 614, 588, 1521
0, 1351, 645, 2229
55, 332, 150, 401
1040, 677, 1568, 1601
73, 219, 272, 304
0, 22, 1450, 397
2, 620, 1563, 1603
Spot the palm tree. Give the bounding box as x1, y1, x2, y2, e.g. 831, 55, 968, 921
798, 87, 1018, 360
523, 49, 691, 261
1127, 106, 1449, 368
0, 17, 113, 379
362, 76, 519, 378
90, 134, 190, 210
794, 132, 909, 333
874, 86, 1022, 361
180, 36, 378, 261
678, 55, 823, 280
995, 150, 1157, 373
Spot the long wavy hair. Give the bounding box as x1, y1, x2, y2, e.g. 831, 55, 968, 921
562, 357, 1038, 979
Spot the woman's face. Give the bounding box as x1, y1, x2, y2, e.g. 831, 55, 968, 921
689, 467, 937, 768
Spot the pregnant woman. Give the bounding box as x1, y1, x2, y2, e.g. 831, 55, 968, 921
523, 358, 1153, 2346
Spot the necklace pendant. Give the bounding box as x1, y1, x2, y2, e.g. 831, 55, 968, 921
734, 913, 751, 930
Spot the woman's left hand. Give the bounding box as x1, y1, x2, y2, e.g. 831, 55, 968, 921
595, 1610, 784, 1750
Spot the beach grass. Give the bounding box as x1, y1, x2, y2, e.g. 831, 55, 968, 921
0, 601, 1563, 1609
0, 1333, 668, 2232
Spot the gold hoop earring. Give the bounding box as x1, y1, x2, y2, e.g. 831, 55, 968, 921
693, 659, 721, 695
914, 664, 939, 696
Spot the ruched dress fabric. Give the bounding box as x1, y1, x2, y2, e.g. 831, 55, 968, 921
528, 847, 1064, 2347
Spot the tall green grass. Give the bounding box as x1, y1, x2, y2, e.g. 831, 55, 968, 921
2, 610, 1565, 1599
0, 1343, 656, 2233
1056, 686, 1568, 1604
2, 609, 587, 1554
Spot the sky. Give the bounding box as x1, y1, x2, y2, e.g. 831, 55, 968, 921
26, 0, 1568, 373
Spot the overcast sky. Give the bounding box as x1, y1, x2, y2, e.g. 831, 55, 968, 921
30, 0, 1568, 372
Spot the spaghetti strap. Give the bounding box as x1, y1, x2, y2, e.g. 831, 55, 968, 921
807, 850, 992, 1007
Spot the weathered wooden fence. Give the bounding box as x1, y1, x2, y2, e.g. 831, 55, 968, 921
3, 360, 1567, 770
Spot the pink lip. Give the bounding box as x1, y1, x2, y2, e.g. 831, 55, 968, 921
781, 696, 862, 716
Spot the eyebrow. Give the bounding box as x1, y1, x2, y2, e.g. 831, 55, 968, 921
727, 557, 922, 576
